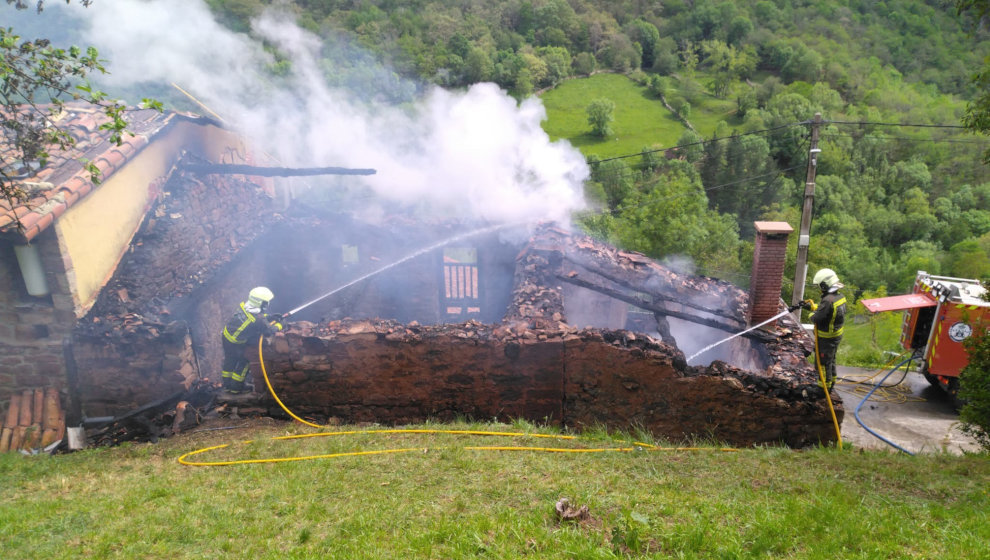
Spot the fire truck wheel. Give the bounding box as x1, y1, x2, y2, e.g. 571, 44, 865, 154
947, 378, 965, 412
922, 371, 940, 388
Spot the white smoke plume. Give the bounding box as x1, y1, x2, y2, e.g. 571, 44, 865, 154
63, 0, 588, 226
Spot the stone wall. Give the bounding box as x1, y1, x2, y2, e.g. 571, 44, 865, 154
0, 227, 75, 405
70, 321, 199, 417
255, 320, 839, 447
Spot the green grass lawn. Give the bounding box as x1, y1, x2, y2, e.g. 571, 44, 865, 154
1, 419, 987, 559
839, 311, 907, 368
673, 72, 747, 133
539, 72, 744, 160
540, 74, 686, 159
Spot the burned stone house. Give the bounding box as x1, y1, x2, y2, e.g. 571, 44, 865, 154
1, 104, 840, 449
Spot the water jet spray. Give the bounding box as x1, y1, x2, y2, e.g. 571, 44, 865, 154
281, 222, 523, 319
686, 309, 793, 363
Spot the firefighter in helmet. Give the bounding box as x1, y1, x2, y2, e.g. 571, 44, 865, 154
802, 268, 846, 390
221, 287, 283, 393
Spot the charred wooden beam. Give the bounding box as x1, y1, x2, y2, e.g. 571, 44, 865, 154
558, 246, 740, 317
88, 390, 186, 446
558, 273, 759, 336
559, 263, 735, 320
180, 163, 377, 177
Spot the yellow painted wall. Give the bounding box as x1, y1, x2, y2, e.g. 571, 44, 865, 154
55, 119, 250, 316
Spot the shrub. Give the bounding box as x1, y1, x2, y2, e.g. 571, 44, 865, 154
959, 279, 990, 451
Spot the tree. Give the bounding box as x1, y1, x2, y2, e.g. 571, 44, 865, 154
625, 19, 660, 69
944, 239, 990, 278
611, 161, 742, 279
2, 3, 160, 228
651, 37, 679, 75
573, 51, 596, 76
726, 15, 753, 46
586, 97, 615, 138
958, 1, 990, 163
536, 46, 571, 87
646, 75, 666, 98
591, 158, 632, 211
463, 46, 493, 83
676, 129, 704, 163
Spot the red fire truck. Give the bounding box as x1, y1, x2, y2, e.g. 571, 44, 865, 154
860, 272, 989, 403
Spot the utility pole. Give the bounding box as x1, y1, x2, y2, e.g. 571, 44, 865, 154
791, 113, 822, 323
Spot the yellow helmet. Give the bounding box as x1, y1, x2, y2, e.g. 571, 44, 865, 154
247, 286, 274, 309
812, 268, 842, 291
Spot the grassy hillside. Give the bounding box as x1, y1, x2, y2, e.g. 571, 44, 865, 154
540, 72, 750, 159
1, 420, 986, 559
540, 74, 686, 159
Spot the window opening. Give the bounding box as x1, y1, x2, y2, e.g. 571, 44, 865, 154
441, 247, 481, 320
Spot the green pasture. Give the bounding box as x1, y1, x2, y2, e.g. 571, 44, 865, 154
540, 73, 684, 159
539, 73, 742, 160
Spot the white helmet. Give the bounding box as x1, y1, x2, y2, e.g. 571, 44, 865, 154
813, 268, 843, 291
247, 286, 274, 310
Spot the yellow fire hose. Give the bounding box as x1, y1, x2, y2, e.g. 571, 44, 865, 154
177, 337, 738, 466
813, 330, 844, 447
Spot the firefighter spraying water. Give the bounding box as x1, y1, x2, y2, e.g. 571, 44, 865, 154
803, 268, 847, 391
220, 287, 283, 394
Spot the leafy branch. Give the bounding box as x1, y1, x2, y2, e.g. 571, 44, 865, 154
1, 12, 161, 232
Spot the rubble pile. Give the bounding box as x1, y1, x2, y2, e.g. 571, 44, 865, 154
84, 379, 217, 447
81, 170, 279, 330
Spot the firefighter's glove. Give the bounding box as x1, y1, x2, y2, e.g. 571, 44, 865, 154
802, 299, 818, 311
270, 321, 283, 332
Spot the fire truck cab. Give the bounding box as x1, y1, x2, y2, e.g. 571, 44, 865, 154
860, 271, 989, 403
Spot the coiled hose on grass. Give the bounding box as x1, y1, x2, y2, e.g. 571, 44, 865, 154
177, 336, 738, 466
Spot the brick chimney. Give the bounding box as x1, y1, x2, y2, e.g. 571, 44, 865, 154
747, 221, 793, 328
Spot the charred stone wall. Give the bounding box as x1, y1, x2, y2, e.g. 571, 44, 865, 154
257, 319, 837, 447
71, 170, 278, 414
263, 321, 564, 424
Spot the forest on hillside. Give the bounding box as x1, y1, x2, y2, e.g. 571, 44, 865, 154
206, 1, 990, 295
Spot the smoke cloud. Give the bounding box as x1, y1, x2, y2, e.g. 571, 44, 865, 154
60, 0, 588, 226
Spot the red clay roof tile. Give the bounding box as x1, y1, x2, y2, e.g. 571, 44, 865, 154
1, 102, 174, 242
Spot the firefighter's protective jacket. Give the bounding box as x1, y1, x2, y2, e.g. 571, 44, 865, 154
811, 291, 847, 338
222, 302, 279, 345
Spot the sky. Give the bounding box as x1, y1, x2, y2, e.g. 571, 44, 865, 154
9, 0, 589, 228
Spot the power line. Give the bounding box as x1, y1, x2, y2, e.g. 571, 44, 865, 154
826, 132, 990, 145
826, 120, 969, 129
606, 165, 804, 215
699, 165, 802, 196
589, 119, 978, 168
592, 120, 811, 164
